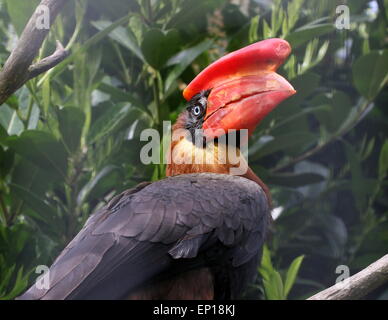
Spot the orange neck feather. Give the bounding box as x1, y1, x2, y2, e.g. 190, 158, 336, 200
166, 122, 272, 206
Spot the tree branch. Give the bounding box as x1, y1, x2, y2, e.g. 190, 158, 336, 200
0, 0, 68, 105
28, 40, 68, 79
307, 254, 388, 300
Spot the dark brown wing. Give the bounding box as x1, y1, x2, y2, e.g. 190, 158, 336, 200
18, 173, 270, 300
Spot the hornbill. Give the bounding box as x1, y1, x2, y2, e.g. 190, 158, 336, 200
19, 38, 295, 300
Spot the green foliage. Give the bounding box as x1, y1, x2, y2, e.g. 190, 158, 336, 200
379, 140, 388, 179
0, 0, 387, 300
259, 246, 304, 300
353, 50, 388, 100
5, 0, 39, 35
141, 28, 181, 69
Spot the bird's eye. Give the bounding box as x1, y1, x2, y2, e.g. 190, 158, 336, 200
192, 105, 203, 117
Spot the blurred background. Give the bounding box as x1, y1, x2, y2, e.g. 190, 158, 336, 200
0, 0, 387, 299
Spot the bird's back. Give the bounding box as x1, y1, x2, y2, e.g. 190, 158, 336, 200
18, 173, 270, 300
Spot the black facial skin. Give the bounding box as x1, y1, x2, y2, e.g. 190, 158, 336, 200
185, 89, 210, 130
184, 89, 242, 149
184, 89, 210, 146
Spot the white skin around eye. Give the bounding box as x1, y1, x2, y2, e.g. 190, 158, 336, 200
198, 97, 207, 107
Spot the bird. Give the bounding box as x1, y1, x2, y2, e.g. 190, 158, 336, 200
18, 38, 295, 300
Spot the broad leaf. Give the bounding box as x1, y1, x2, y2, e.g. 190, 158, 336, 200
0, 105, 24, 136
10, 183, 58, 227
378, 140, 388, 179
165, 39, 213, 92
0, 148, 14, 178
77, 165, 121, 205
259, 246, 286, 300
6, 131, 67, 179
252, 132, 317, 159
5, 0, 39, 35
38, 14, 132, 86
56, 107, 86, 153
141, 29, 181, 70
286, 23, 333, 49
353, 50, 388, 100
92, 20, 145, 61
98, 82, 142, 106
88, 103, 151, 144
284, 255, 304, 297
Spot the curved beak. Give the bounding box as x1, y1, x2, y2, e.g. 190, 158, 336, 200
183, 38, 296, 140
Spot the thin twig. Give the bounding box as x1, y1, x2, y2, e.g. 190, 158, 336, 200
0, 0, 68, 105
28, 40, 69, 79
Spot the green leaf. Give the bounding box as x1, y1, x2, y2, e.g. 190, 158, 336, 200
167, 0, 226, 31
10, 159, 54, 197
77, 165, 121, 205
141, 29, 181, 70
98, 82, 142, 106
259, 246, 273, 283
0, 265, 15, 294
42, 76, 51, 115
88, 103, 151, 144
0, 148, 14, 178
165, 39, 213, 92
0, 105, 24, 136
282, 72, 320, 106
353, 50, 388, 100
56, 107, 86, 153
285, 0, 304, 32
344, 142, 367, 210
91, 20, 145, 62
77, 14, 132, 56
252, 132, 317, 159
286, 23, 333, 49
0, 266, 29, 300
248, 136, 274, 157
259, 246, 286, 300
284, 255, 304, 297
249, 16, 259, 43
297, 40, 329, 75
5, 0, 39, 35
260, 72, 320, 135
335, 98, 374, 137
263, 20, 272, 39
263, 270, 285, 300
10, 183, 58, 226
88, 0, 138, 20
0, 125, 7, 143
309, 91, 352, 133
294, 160, 329, 198
260, 245, 274, 273
6, 130, 68, 179
38, 14, 132, 86
378, 140, 388, 179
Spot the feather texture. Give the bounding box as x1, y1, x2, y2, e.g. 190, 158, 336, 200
18, 173, 269, 300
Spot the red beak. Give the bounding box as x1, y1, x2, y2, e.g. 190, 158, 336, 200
183, 38, 296, 140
